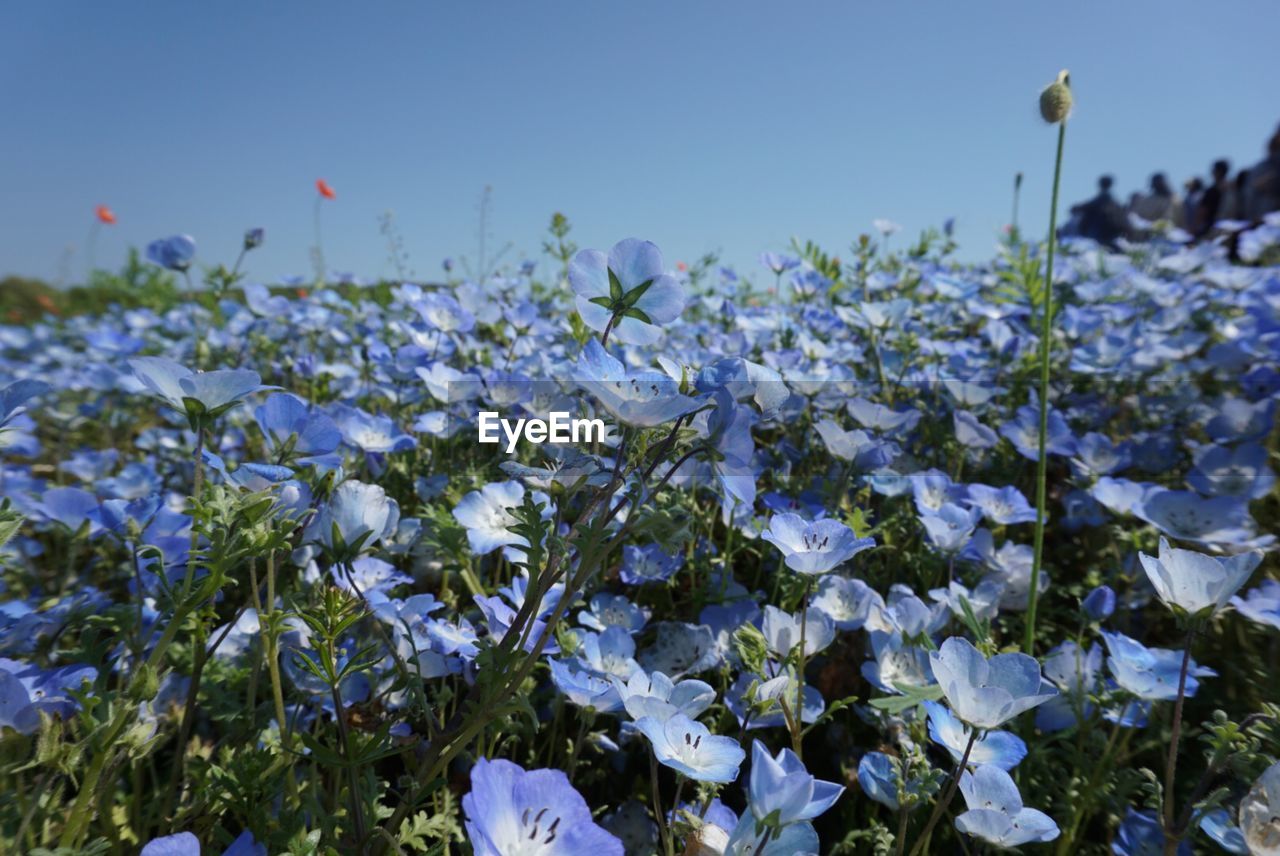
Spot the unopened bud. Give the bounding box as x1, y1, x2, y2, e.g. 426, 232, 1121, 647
1039, 70, 1072, 124
128, 663, 160, 702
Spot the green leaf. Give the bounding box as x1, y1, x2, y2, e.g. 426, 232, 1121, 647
621, 277, 655, 306
0, 506, 24, 548
868, 683, 943, 715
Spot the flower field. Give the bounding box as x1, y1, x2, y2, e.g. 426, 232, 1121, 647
3, 208, 1280, 856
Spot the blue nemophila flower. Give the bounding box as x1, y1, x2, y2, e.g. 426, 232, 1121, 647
34, 486, 104, 537
0, 659, 98, 735
143, 829, 265, 856
146, 234, 196, 271
702, 389, 759, 516
1068, 432, 1131, 481
726, 668, 825, 731
1101, 630, 1216, 701
1205, 397, 1275, 444
579, 593, 649, 635
759, 252, 800, 275
611, 668, 716, 722
747, 739, 844, 826
1139, 536, 1261, 618
858, 752, 923, 812
130, 357, 272, 430
954, 410, 998, 450
1133, 489, 1269, 551
999, 400, 1076, 461
140, 832, 199, 856
304, 479, 400, 558
919, 503, 982, 554
548, 659, 623, 711
635, 712, 745, 783
452, 480, 549, 558
1231, 579, 1280, 630
929, 637, 1056, 729
0, 379, 49, 431
1198, 808, 1247, 854
725, 814, 820, 856
814, 419, 898, 469
923, 700, 1026, 771
762, 604, 835, 659
571, 626, 641, 680
570, 238, 686, 345
1082, 584, 1117, 621
254, 392, 341, 466
462, 756, 623, 856
761, 513, 874, 575
331, 556, 411, 602
575, 339, 701, 427
619, 543, 683, 586
329, 403, 416, 455
1189, 441, 1274, 499
1112, 807, 1189, 856
965, 484, 1037, 525
810, 575, 883, 630
474, 594, 559, 655
413, 291, 476, 334
954, 764, 1059, 847
847, 397, 921, 436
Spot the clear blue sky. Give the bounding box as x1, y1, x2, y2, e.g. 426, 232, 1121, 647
3, 1, 1277, 285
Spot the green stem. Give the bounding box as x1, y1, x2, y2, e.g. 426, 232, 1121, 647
793, 578, 812, 760
1023, 119, 1065, 657
909, 730, 978, 856
1162, 627, 1196, 854
652, 751, 672, 856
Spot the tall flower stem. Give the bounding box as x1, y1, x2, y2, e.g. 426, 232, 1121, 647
909, 729, 978, 856
793, 577, 813, 760
1022, 119, 1066, 657
1162, 626, 1197, 855
651, 751, 673, 856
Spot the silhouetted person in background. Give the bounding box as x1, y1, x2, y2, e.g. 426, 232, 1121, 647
1231, 170, 1250, 221
1197, 159, 1232, 235
1184, 178, 1205, 232
1246, 126, 1280, 220
1130, 172, 1180, 225
1079, 175, 1127, 248
1059, 204, 1084, 238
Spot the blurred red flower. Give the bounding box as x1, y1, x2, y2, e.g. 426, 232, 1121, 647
95, 205, 116, 225
316, 179, 336, 200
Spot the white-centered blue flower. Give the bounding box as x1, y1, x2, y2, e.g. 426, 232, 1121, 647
570, 238, 686, 346
1139, 536, 1261, 617
929, 637, 1056, 729
955, 764, 1059, 847
923, 701, 1027, 771
634, 713, 745, 783
611, 669, 715, 722
575, 339, 701, 427
462, 756, 623, 855
746, 739, 844, 826
761, 513, 874, 575
130, 357, 273, 429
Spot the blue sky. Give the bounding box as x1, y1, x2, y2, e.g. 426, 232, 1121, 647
3, 1, 1277, 286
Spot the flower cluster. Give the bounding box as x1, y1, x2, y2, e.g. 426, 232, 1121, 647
1, 217, 1279, 856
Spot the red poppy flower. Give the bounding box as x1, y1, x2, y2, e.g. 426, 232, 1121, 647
316, 179, 336, 200
95, 205, 116, 225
